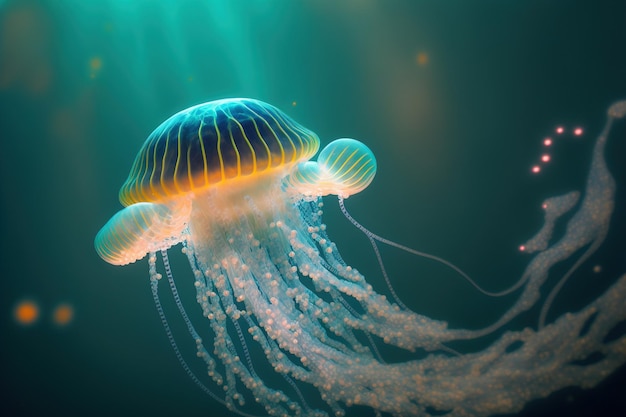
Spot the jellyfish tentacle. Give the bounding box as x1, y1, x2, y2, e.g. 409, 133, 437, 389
147, 253, 242, 414
337, 196, 511, 298
159, 250, 255, 413
184, 237, 319, 417
162, 250, 203, 342
280, 371, 315, 415
538, 242, 600, 329
231, 315, 259, 379
608, 99, 626, 118
335, 292, 387, 363
537, 102, 624, 328
337, 202, 409, 310
160, 249, 226, 390
158, 250, 282, 415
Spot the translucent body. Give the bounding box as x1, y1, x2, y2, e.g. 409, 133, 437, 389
96, 99, 626, 417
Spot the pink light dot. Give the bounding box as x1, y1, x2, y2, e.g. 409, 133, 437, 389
542, 203, 548, 209
519, 245, 526, 252
543, 138, 553, 146
532, 165, 541, 174
541, 154, 551, 163
556, 126, 565, 134
574, 127, 583, 136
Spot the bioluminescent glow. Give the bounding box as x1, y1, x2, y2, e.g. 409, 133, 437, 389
95, 98, 626, 417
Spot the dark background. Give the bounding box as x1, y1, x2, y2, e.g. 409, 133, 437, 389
1, 0, 625, 416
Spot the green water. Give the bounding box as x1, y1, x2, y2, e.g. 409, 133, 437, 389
1, 1, 625, 416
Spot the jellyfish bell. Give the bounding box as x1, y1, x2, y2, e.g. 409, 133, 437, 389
96, 98, 626, 417
118, 98, 319, 206
287, 137, 377, 199
96, 98, 324, 265
94, 200, 191, 266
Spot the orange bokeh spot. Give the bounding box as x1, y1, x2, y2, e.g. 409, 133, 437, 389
14, 300, 39, 325
0, 3, 53, 95
90, 56, 102, 71
89, 56, 103, 78
53, 304, 74, 326
416, 52, 429, 67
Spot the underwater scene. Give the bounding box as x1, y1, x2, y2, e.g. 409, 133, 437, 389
1, 1, 625, 416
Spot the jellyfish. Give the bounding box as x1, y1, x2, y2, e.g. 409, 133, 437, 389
95, 98, 626, 417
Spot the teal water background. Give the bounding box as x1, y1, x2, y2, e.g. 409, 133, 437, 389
1, 1, 625, 416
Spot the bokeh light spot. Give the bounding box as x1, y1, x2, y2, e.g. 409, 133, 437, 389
416, 52, 429, 66
89, 56, 102, 78
14, 300, 39, 325
52, 303, 74, 326
0, 2, 52, 94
